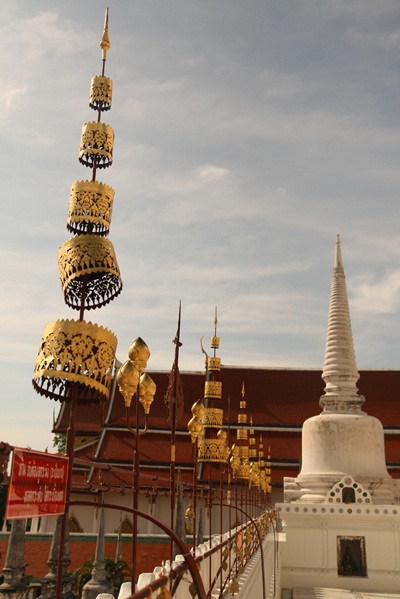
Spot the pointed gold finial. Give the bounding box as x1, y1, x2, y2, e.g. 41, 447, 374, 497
100, 8, 111, 61
239, 381, 246, 410
210, 307, 220, 350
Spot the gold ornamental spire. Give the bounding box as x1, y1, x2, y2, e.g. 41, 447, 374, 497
257, 435, 267, 493
33, 11, 121, 404
237, 383, 247, 426
249, 416, 257, 459
204, 306, 222, 400
249, 418, 259, 488
198, 309, 229, 464
234, 382, 250, 481
265, 445, 272, 494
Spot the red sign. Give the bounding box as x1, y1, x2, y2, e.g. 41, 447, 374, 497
5, 448, 69, 520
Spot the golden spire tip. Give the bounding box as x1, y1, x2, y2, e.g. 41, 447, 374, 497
100, 7, 111, 60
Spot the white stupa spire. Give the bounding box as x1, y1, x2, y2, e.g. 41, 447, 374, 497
291, 234, 393, 504
320, 234, 365, 412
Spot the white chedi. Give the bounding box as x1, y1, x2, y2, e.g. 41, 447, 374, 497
293, 235, 394, 504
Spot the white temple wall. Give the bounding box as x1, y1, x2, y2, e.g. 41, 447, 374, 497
39, 490, 241, 537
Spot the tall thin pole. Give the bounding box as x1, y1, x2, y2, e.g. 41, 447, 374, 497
170, 302, 182, 561
192, 442, 198, 550
131, 384, 140, 593
208, 473, 212, 591
219, 464, 224, 594
56, 390, 76, 599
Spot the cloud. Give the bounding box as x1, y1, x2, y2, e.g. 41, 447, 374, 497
16, 11, 92, 60
351, 270, 400, 313
194, 164, 229, 181
307, 0, 400, 20
2, 86, 28, 112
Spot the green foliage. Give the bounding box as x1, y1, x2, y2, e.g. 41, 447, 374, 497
72, 560, 93, 599
53, 433, 66, 454
72, 557, 130, 599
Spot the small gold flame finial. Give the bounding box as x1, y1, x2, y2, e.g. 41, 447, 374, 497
214, 306, 218, 331
100, 8, 111, 61
241, 381, 245, 398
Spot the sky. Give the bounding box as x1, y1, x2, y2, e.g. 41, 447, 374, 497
1, 0, 400, 452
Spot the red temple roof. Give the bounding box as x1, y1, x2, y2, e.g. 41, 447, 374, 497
54, 366, 400, 493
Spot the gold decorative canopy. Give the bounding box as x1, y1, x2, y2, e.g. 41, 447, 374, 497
79, 122, 114, 168
198, 309, 229, 464
67, 180, 114, 236
58, 235, 121, 310
33, 319, 117, 403
33, 11, 121, 404
89, 76, 113, 111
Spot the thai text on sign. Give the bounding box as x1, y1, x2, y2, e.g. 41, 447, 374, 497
5, 447, 69, 519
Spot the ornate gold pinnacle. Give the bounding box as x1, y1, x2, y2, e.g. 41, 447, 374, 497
33, 11, 121, 405
128, 337, 150, 373
196, 308, 229, 464
139, 372, 157, 414
230, 444, 240, 475
117, 338, 154, 412
100, 8, 111, 60
187, 398, 205, 443
234, 381, 250, 480
117, 359, 140, 407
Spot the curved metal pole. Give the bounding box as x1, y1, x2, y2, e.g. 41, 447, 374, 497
69, 499, 206, 599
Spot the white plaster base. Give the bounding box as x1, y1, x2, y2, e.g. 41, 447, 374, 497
277, 503, 400, 594
295, 413, 395, 504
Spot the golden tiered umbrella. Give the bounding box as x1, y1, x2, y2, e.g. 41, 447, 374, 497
33, 9, 121, 406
